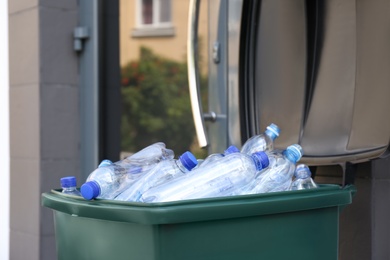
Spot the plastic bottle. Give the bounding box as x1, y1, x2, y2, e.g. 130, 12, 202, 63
114, 151, 198, 202
80, 142, 174, 200
241, 144, 303, 194
80, 160, 155, 200
240, 123, 280, 154
122, 142, 175, 165
197, 145, 240, 168
140, 151, 270, 203
289, 164, 318, 190
60, 176, 81, 196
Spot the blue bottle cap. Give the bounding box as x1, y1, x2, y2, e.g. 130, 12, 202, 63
60, 176, 77, 188
80, 181, 101, 200
294, 164, 311, 179
265, 123, 280, 140
224, 145, 240, 155
251, 151, 270, 171
284, 144, 303, 163
98, 159, 113, 167
179, 151, 198, 170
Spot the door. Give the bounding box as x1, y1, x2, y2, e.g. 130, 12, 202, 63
198, 0, 390, 165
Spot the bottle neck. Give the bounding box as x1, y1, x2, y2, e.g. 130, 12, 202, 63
265, 129, 278, 141
296, 171, 311, 179
62, 186, 77, 191
283, 151, 297, 163
175, 159, 188, 172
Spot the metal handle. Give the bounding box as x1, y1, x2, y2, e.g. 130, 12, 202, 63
187, 0, 208, 148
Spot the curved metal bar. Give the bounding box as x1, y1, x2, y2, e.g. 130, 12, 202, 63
187, 0, 208, 148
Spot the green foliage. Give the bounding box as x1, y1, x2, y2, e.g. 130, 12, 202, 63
121, 47, 208, 158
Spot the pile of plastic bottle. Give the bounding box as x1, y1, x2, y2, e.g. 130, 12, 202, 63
60, 123, 318, 202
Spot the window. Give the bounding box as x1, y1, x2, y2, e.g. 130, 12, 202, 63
132, 0, 174, 37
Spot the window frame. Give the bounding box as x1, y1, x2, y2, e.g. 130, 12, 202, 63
138, 0, 172, 27
132, 0, 175, 37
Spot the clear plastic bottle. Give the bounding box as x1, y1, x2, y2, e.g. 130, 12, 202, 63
122, 142, 174, 165
80, 142, 174, 200
241, 123, 280, 154
197, 145, 240, 168
140, 151, 270, 203
114, 151, 198, 202
241, 144, 303, 194
289, 164, 318, 190
60, 176, 81, 196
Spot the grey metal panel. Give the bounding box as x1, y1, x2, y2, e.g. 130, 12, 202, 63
300, 0, 390, 163
227, 0, 243, 149
349, 0, 390, 151
207, 0, 243, 154
254, 0, 307, 149
205, 0, 390, 164
301, 0, 357, 156
251, 0, 390, 165
207, 0, 229, 154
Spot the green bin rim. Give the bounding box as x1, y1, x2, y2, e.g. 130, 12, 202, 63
42, 184, 356, 225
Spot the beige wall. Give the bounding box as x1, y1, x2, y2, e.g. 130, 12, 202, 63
9, 0, 80, 259
120, 0, 209, 69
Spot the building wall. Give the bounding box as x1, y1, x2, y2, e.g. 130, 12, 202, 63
0, 1, 10, 259
120, 0, 209, 69
8, 0, 80, 259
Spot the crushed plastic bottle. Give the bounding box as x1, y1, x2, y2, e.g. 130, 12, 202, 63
80, 142, 174, 200
289, 164, 318, 190
140, 151, 269, 203
114, 151, 198, 202
122, 142, 174, 165
241, 123, 280, 154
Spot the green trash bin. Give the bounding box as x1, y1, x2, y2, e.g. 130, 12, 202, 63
42, 184, 355, 260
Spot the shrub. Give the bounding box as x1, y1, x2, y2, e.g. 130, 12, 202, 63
121, 47, 208, 158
